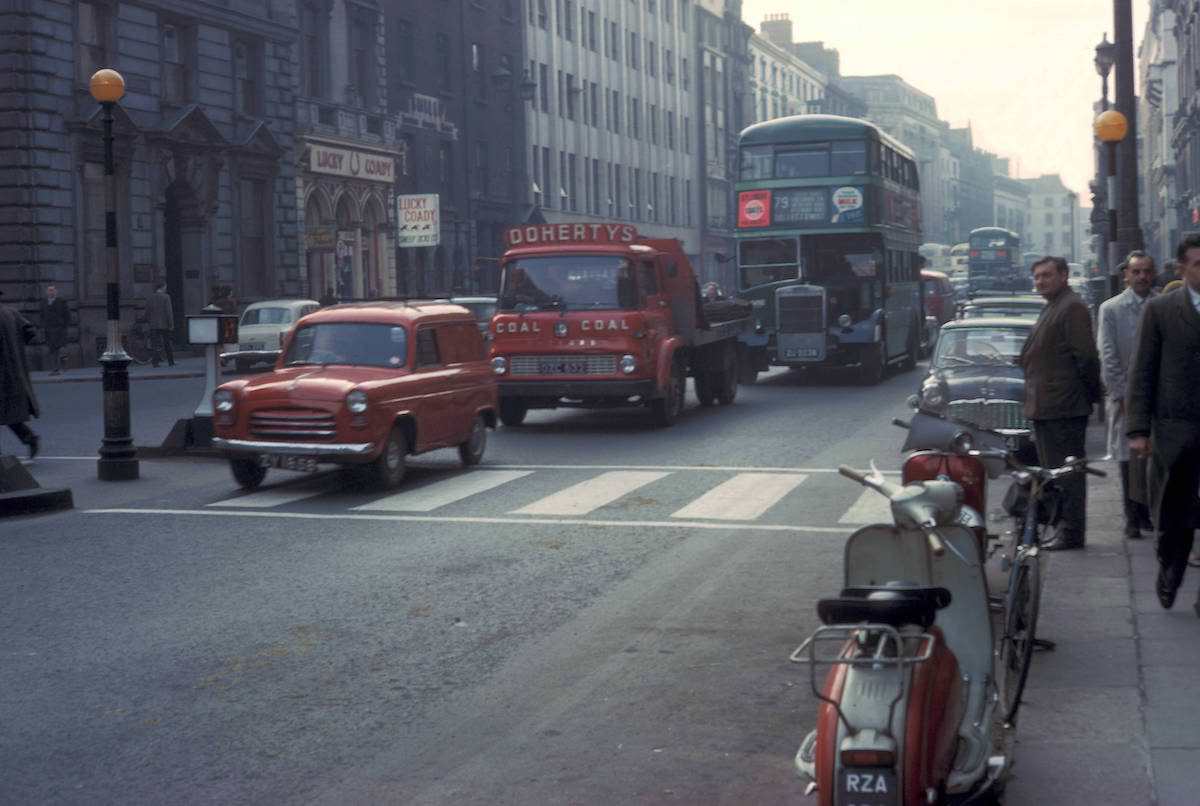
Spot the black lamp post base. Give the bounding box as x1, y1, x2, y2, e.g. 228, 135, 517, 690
98, 353, 140, 481
97, 455, 139, 481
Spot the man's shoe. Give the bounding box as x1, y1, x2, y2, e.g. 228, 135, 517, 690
1041, 533, 1085, 551
1124, 524, 1144, 540
25, 433, 39, 460
1157, 565, 1183, 609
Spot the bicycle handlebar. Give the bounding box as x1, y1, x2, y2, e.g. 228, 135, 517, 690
892, 418, 911, 430
838, 465, 869, 485
921, 525, 946, 557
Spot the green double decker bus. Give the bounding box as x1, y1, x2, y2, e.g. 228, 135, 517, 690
735, 115, 924, 383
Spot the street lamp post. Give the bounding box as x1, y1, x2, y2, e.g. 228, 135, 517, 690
1093, 33, 1116, 276
1095, 109, 1128, 299
1094, 33, 1116, 111
89, 69, 138, 481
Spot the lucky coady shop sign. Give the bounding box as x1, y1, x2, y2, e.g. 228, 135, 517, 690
309, 144, 394, 183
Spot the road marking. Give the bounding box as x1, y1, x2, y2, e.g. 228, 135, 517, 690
352, 470, 532, 512
85, 508, 847, 534
208, 478, 331, 508
670, 472, 808, 521
489, 463, 900, 475
838, 487, 894, 525
512, 470, 670, 516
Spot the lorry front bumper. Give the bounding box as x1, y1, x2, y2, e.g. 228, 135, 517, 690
499, 378, 657, 400
212, 437, 375, 458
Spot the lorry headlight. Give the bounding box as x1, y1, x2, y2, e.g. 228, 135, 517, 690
346, 390, 368, 414
214, 389, 235, 413
620, 354, 637, 374
491, 356, 508, 375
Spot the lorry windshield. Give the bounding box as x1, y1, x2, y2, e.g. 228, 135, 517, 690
284, 322, 408, 368
500, 255, 638, 311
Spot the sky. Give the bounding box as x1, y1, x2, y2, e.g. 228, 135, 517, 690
741, 0, 1147, 202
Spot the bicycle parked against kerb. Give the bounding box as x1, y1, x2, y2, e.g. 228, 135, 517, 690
95, 318, 155, 365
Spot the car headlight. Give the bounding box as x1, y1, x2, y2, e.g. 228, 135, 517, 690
921, 383, 946, 409
491, 356, 508, 375
620, 354, 637, 375
346, 390, 368, 414
214, 389, 235, 413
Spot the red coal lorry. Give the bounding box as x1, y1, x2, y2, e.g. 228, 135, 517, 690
489, 223, 756, 427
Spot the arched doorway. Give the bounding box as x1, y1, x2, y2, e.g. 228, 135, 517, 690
361, 195, 386, 298
304, 191, 334, 300
335, 194, 359, 299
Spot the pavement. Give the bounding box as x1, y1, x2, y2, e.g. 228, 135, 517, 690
30, 355, 208, 385
1006, 425, 1198, 806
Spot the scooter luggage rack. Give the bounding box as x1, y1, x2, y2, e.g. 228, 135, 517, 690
790, 623, 936, 734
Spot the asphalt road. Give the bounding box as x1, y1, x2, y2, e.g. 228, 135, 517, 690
2, 365, 932, 804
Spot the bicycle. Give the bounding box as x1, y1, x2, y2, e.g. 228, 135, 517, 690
95, 319, 155, 365
970, 446, 1106, 726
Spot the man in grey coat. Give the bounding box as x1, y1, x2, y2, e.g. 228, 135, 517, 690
1128, 233, 1200, 615
1097, 251, 1156, 539
146, 282, 175, 367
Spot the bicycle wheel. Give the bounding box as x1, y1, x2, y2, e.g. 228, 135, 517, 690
996, 553, 1041, 726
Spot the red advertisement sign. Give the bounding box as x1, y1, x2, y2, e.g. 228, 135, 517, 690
737, 190, 772, 228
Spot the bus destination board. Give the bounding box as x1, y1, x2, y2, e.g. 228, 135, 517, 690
772, 188, 827, 225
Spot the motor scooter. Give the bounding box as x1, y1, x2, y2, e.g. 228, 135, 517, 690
791, 462, 1008, 805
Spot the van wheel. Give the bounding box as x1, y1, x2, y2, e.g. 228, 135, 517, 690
499, 399, 528, 427
230, 457, 267, 490
694, 373, 716, 406
738, 363, 759, 385
652, 362, 686, 427
857, 343, 886, 385
901, 325, 919, 371
715, 368, 738, 405
458, 415, 487, 466
368, 426, 408, 488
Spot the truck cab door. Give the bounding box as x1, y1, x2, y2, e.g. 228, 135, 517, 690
639, 259, 670, 341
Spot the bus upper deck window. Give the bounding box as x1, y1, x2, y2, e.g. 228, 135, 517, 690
831, 141, 866, 175
739, 146, 773, 180
775, 146, 829, 179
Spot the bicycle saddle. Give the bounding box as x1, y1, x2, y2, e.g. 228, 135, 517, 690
817, 584, 952, 630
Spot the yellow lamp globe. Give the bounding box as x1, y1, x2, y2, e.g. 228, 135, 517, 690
1094, 109, 1129, 143
89, 69, 126, 104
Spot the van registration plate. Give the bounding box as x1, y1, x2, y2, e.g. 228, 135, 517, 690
784, 348, 819, 359
259, 455, 319, 473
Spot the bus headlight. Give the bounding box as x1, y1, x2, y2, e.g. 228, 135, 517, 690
838, 314, 852, 328
620, 354, 637, 374
214, 389, 235, 413
491, 356, 508, 375
346, 390, 368, 414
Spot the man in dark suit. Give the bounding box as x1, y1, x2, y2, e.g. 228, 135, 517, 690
39, 284, 69, 375
1128, 232, 1200, 616
1018, 256, 1104, 550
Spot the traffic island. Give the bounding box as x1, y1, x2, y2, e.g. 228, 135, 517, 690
0, 454, 73, 517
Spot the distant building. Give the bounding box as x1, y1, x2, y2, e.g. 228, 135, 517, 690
748, 15, 827, 123
992, 160, 1030, 241
1138, 1, 1181, 265
1022, 174, 1080, 260
944, 126, 996, 243
789, 42, 867, 118
1167, 1, 1200, 242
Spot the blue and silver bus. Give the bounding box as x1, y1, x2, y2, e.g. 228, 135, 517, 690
966, 227, 1023, 293
735, 115, 924, 383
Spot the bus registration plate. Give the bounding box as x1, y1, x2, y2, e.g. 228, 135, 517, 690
784, 348, 819, 359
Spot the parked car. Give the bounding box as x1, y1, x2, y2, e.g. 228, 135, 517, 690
449, 295, 499, 337
212, 302, 498, 490
910, 317, 1036, 458
221, 298, 321, 373
957, 294, 1045, 321
921, 269, 956, 324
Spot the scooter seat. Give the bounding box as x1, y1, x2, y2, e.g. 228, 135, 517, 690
817, 586, 952, 630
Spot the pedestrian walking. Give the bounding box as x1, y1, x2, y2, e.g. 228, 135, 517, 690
1017, 256, 1104, 551
39, 284, 69, 375
1127, 233, 1200, 616
146, 281, 175, 367
320, 286, 337, 307
0, 290, 40, 458
1097, 251, 1157, 539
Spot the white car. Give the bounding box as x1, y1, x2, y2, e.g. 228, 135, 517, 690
221, 298, 321, 373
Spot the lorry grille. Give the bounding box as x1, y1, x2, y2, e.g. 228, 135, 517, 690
509, 355, 618, 376
777, 292, 824, 334
947, 399, 1030, 433
249, 408, 337, 440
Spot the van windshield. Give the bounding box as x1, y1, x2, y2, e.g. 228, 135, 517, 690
284, 323, 408, 368
499, 255, 638, 311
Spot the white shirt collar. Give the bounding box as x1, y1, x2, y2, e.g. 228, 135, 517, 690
1188, 284, 1200, 311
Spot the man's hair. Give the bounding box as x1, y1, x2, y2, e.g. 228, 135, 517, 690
1175, 232, 1200, 262
1124, 250, 1154, 270
1030, 256, 1069, 275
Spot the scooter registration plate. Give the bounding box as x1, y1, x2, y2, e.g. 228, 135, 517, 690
838, 769, 897, 804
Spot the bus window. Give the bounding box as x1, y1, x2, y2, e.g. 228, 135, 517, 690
775, 146, 829, 179
739, 145, 773, 180
738, 238, 799, 288
831, 141, 866, 175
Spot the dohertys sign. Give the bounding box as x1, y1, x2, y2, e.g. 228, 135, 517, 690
309, 144, 395, 183
504, 223, 640, 247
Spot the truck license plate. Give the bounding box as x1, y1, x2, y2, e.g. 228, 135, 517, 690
259, 454, 319, 473
538, 360, 588, 374
784, 348, 819, 358
837, 769, 897, 805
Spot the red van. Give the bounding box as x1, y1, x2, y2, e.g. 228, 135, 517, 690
921, 270, 956, 325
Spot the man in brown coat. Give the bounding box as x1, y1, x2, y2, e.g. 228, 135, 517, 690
1127, 233, 1200, 615
1017, 256, 1104, 550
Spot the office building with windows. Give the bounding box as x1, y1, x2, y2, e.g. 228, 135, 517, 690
1022, 174, 1080, 260
748, 16, 827, 123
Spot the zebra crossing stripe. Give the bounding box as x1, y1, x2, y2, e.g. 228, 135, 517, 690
352, 470, 532, 512
207, 477, 333, 508
670, 472, 807, 521
838, 487, 893, 525
511, 470, 670, 516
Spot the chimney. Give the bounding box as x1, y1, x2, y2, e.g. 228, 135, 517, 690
760, 13, 793, 49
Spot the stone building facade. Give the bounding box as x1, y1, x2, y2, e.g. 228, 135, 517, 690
1022, 174, 1080, 261
294, 0, 401, 302
748, 15, 826, 123
1137, 1, 1180, 266
1, 0, 300, 362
